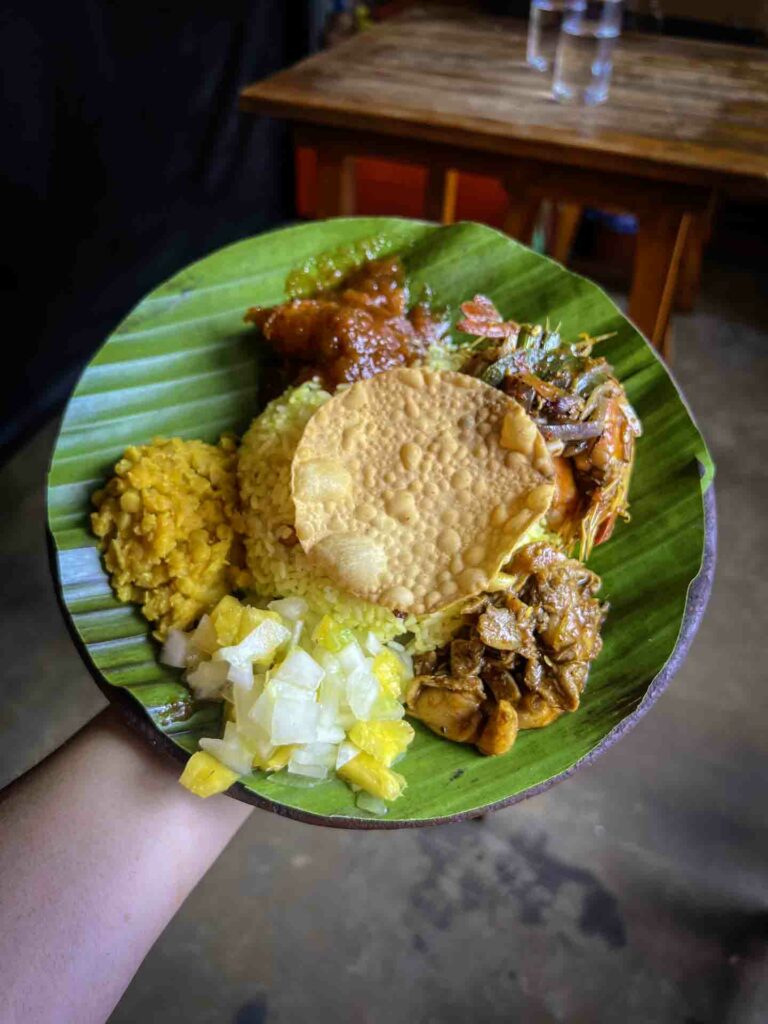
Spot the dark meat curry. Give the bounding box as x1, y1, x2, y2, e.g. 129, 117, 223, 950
245, 258, 447, 389
407, 544, 607, 756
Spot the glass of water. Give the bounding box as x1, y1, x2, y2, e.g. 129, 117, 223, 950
527, 0, 586, 74
552, 0, 623, 105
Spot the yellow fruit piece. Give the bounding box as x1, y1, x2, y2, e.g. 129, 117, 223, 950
348, 720, 414, 767
179, 751, 239, 798
192, 614, 219, 656
210, 595, 280, 648
210, 596, 244, 647
312, 614, 354, 653
240, 607, 281, 642
372, 649, 406, 698
253, 745, 295, 772
338, 751, 406, 802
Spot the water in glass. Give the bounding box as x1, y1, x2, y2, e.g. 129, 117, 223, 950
552, 0, 623, 105
527, 0, 585, 73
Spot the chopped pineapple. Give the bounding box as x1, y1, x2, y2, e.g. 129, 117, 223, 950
253, 744, 295, 772
215, 617, 290, 668
179, 751, 239, 797
177, 596, 414, 803
192, 614, 219, 656
372, 649, 407, 698
312, 614, 354, 653
210, 594, 280, 647
338, 751, 406, 801
348, 720, 414, 767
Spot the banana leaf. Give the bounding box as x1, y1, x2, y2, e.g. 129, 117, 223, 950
47, 218, 715, 828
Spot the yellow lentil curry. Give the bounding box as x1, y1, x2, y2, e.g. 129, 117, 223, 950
91, 436, 248, 638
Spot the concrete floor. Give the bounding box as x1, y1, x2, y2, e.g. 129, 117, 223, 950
1, 258, 767, 1023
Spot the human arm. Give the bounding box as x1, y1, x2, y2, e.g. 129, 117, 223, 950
0, 707, 252, 1024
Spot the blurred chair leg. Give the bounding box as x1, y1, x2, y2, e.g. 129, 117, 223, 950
629, 207, 692, 354
550, 202, 583, 264
503, 197, 542, 245
424, 167, 459, 224
675, 228, 703, 313
315, 146, 356, 218
675, 198, 715, 311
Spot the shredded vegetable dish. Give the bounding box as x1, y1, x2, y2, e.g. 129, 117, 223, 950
91, 255, 641, 815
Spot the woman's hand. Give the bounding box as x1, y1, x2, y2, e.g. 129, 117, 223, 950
0, 708, 252, 1024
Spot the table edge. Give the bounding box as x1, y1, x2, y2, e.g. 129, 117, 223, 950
239, 86, 768, 187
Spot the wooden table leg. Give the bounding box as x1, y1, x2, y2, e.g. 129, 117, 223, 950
315, 146, 356, 218
549, 202, 583, 265
629, 207, 692, 351
503, 197, 541, 245
424, 167, 458, 224
675, 194, 716, 312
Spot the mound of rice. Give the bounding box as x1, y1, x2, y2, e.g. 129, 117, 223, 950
237, 381, 465, 652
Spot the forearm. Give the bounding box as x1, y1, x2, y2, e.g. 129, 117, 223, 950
0, 707, 251, 1024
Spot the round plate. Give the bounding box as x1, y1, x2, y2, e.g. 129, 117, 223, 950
47, 218, 715, 828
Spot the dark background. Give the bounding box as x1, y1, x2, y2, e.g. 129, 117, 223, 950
1, 1, 309, 459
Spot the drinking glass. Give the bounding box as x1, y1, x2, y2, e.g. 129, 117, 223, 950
527, 0, 586, 74
552, 0, 623, 105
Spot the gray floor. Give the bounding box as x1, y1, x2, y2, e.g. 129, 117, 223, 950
2, 259, 767, 1023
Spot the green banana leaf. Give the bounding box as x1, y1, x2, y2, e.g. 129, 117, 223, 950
47, 218, 714, 827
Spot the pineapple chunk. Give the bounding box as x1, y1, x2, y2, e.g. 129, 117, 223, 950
253, 744, 295, 773
348, 720, 414, 767
192, 614, 219, 656
372, 649, 407, 698
312, 614, 354, 653
210, 594, 281, 647
210, 595, 246, 646
215, 617, 290, 668
238, 607, 282, 642
179, 751, 239, 797
338, 751, 406, 802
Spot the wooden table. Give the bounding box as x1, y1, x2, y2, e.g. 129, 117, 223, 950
240, 3, 768, 353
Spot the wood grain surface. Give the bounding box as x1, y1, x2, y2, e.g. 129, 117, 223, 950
240, 3, 768, 184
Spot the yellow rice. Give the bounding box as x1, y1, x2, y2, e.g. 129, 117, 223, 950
237, 381, 465, 652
